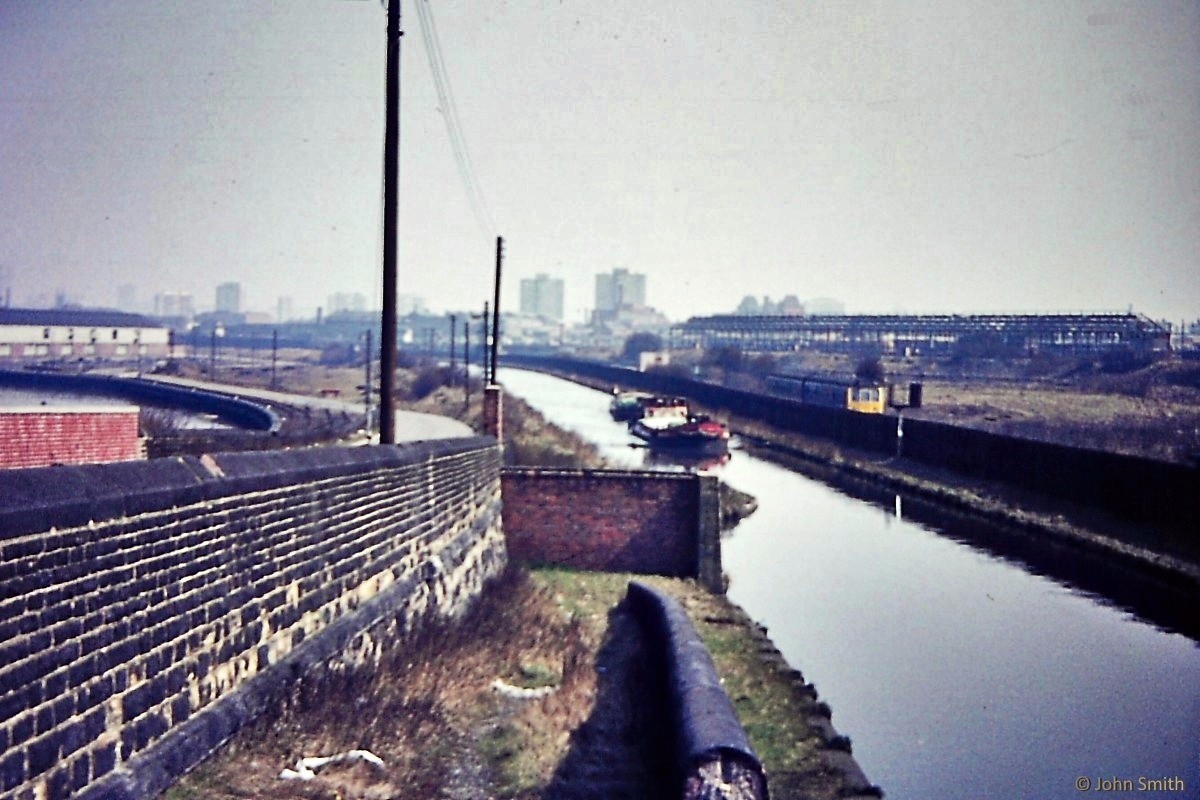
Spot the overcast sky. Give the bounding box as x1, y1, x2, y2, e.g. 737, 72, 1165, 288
1, 1, 1197, 323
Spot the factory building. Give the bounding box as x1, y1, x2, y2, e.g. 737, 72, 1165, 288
0, 308, 171, 363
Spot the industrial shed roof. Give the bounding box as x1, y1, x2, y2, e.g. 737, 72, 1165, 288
0, 307, 164, 329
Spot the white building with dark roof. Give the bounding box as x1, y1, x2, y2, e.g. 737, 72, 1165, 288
0, 308, 170, 363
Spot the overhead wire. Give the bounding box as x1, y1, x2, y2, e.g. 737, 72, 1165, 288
417, 0, 494, 237
411, 0, 496, 239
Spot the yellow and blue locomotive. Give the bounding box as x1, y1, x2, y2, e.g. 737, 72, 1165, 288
764, 373, 892, 414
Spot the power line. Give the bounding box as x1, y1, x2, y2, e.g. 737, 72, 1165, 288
412, 0, 495, 239
413, 0, 493, 236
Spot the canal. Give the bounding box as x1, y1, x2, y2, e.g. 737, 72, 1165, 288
499, 368, 1200, 800
0, 386, 233, 429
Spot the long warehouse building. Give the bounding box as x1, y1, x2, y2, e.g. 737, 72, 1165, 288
669, 313, 1171, 357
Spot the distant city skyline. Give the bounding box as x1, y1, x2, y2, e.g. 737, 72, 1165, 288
1, 2, 1197, 325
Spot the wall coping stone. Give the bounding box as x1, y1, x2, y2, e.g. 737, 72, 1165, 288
501, 466, 697, 482
0, 436, 498, 540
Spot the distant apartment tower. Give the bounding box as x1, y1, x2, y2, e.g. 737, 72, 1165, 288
215, 282, 242, 314
276, 295, 295, 323
154, 292, 195, 319
595, 268, 646, 314
520, 273, 565, 321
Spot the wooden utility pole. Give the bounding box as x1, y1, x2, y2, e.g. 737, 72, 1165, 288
463, 319, 470, 415
481, 301, 490, 381
364, 328, 373, 431
449, 313, 457, 384
490, 236, 503, 383
209, 329, 217, 380
379, 0, 402, 444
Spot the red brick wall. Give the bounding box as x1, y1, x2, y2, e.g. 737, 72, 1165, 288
0, 409, 142, 469
501, 468, 702, 577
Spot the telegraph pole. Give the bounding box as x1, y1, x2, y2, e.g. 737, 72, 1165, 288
482, 241, 505, 441
481, 300, 490, 381
364, 328, 373, 432
490, 236, 503, 383
449, 313, 457, 385
463, 319, 470, 415
379, 0, 402, 444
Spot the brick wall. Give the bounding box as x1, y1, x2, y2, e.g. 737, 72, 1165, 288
501, 468, 721, 590
0, 437, 505, 800
0, 409, 142, 470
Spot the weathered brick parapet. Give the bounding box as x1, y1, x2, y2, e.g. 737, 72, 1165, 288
0, 407, 143, 469
0, 437, 505, 800
501, 468, 722, 592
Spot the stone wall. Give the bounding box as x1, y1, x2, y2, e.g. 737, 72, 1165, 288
501, 468, 722, 592
0, 437, 505, 800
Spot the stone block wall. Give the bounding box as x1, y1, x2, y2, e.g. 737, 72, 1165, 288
0, 437, 505, 800
501, 468, 721, 591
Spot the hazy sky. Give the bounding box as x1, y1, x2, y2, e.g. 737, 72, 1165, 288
2, 1, 1198, 323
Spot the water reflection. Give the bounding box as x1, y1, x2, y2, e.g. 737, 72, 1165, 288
716, 454, 1200, 800
777, 464, 1200, 642
642, 448, 731, 473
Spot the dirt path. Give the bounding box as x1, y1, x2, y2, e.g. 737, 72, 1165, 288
163, 570, 663, 800
541, 602, 671, 800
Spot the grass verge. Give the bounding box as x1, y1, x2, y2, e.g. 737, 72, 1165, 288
164, 568, 856, 800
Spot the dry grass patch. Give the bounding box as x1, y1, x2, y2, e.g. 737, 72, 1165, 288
165, 568, 849, 800
910, 381, 1200, 463
164, 569, 597, 800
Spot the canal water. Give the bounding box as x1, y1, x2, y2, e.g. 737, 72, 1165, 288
498, 368, 1200, 800
0, 387, 230, 429
0, 387, 137, 408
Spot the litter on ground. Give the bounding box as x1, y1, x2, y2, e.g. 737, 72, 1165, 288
278, 749, 386, 781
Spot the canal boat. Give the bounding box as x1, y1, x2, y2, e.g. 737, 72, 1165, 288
630, 410, 731, 456
609, 390, 651, 421
609, 392, 691, 422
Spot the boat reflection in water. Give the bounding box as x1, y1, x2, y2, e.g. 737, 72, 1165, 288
641, 446, 731, 473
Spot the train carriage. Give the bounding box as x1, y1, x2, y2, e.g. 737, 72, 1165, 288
765, 373, 891, 414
